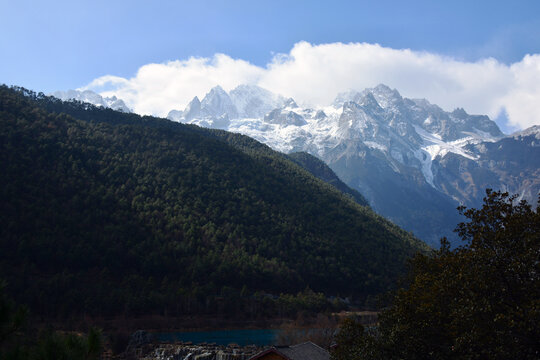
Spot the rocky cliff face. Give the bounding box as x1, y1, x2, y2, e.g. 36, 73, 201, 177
434, 126, 540, 207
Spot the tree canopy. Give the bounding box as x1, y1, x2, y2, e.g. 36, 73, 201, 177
333, 189, 540, 359
0, 284, 102, 360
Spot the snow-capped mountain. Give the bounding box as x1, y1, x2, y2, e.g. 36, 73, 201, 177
52, 89, 131, 113
168, 85, 239, 129
166, 84, 538, 246
168, 84, 288, 128
230, 84, 286, 118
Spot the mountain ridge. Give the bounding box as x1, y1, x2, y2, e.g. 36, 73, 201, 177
51, 84, 539, 246
162, 84, 537, 246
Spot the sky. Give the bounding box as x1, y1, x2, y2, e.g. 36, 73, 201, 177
1, 0, 540, 132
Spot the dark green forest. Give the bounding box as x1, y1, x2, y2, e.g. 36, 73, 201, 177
0, 85, 427, 319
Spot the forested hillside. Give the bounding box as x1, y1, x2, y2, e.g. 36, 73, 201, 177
0, 86, 426, 319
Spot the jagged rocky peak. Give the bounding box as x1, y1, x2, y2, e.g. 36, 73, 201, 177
338, 101, 379, 138
410, 98, 446, 116
53, 89, 102, 104
371, 83, 402, 97
284, 97, 299, 108
341, 100, 361, 114
333, 84, 402, 111
366, 84, 403, 109
408, 98, 447, 125
451, 107, 469, 120
183, 96, 201, 121
445, 107, 503, 139
465, 115, 503, 138
314, 110, 327, 120
51, 89, 131, 112
357, 92, 384, 114
229, 84, 285, 118
512, 125, 540, 140
102, 96, 130, 112
201, 85, 238, 119
264, 108, 306, 126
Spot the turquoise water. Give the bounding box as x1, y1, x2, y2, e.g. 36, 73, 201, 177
155, 329, 281, 346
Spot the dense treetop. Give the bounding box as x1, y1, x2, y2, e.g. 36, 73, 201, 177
332, 190, 540, 359
0, 85, 426, 318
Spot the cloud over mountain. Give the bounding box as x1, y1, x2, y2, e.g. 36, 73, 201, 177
82, 41, 540, 130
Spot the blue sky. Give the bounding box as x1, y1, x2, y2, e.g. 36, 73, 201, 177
1, 0, 539, 92
1, 0, 540, 130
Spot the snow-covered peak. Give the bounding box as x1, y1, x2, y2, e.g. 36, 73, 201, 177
202, 85, 229, 106
366, 84, 403, 109
333, 84, 405, 114
51, 89, 131, 112
207, 85, 227, 96
264, 108, 306, 126
229, 84, 285, 118
183, 96, 201, 121
338, 101, 383, 140
201, 86, 238, 119
284, 98, 299, 109
314, 110, 327, 120
357, 92, 384, 115
54, 89, 103, 105
410, 98, 444, 114
511, 125, 540, 140
164, 83, 506, 189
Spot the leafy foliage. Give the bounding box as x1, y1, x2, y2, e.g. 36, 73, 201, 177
0, 281, 28, 355
331, 317, 377, 360
25, 328, 102, 360
333, 189, 540, 359
277, 313, 338, 349
0, 284, 102, 360
0, 85, 425, 318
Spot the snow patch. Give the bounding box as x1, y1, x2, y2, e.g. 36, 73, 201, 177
413, 125, 477, 161
413, 148, 435, 187
364, 141, 387, 152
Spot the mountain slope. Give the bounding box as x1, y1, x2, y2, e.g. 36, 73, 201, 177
165, 84, 538, 246
288, 152, 369, 206
0, 85, 426, 318
433, 126, 540, 206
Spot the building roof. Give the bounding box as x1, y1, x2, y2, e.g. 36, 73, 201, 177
249, 342, 329, 360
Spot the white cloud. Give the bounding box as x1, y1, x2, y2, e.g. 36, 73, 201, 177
82, 41, 540, 130
82, 55, 263, 116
